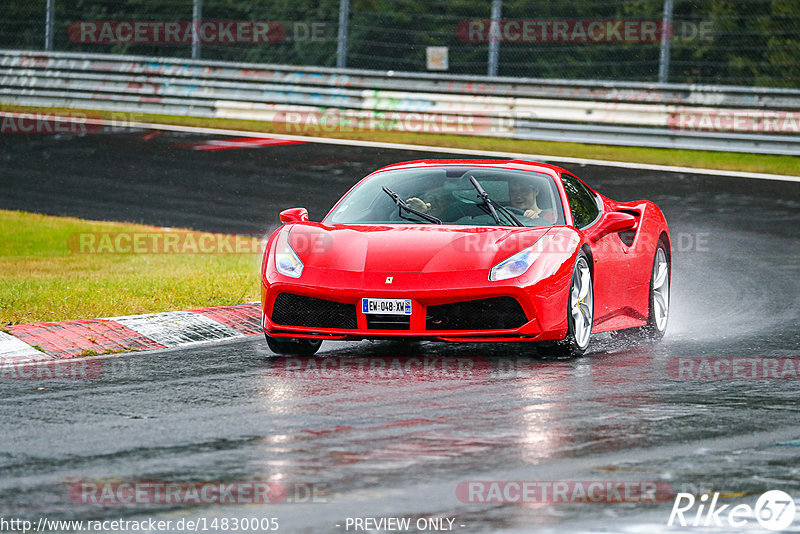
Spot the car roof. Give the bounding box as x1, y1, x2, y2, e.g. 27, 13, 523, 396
371, 159, 565, 180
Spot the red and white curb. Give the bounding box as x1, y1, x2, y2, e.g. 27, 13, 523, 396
0, 303, 263, 363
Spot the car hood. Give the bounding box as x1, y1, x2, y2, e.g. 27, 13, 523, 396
286, 223, 552, 273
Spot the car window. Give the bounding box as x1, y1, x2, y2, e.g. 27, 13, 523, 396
561, 173, 600, 229
325, 167, 566, 227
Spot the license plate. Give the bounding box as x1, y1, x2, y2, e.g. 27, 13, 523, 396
361, 298, 412, 315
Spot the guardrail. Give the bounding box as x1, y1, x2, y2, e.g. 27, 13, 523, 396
2, 50, 799, 155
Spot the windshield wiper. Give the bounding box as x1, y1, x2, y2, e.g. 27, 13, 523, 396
468, 176, 523, 227
382, 186, 442, 224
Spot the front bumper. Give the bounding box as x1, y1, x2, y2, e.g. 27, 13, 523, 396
261, 267, 569, 343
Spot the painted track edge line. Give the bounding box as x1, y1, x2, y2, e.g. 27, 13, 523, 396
124, 121, 800, 182
21, 114, 797, 182
132, 120, 800, 182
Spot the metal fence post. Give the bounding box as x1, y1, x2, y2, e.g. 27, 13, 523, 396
487, 0, 502, 77
658, 0, 673, 83
192, 0, 203, 60
337, 0, 350, 68
45, 0, 55, 51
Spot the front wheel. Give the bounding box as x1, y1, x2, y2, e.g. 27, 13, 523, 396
265, 334, 322, 356
547, 252, 594, 357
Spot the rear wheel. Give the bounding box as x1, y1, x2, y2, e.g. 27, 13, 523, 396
265, 334, 322, 356
547, 252, 593, 357
640, 243, 670, 340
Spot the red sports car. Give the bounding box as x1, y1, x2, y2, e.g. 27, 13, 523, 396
260, 159, 670, 356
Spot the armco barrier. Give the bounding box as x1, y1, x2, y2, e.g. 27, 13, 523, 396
1, 50, 799, 154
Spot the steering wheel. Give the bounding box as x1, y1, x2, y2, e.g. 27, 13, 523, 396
506, 206, 556, 222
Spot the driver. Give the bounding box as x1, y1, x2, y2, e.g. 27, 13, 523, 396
508, 180, 544, 219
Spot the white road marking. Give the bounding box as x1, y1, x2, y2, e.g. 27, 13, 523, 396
98, 116, 800, 183
2, 112, 795, 182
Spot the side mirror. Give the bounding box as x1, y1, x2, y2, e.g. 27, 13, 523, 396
279, 207, 309, 224
590, 211, 637, 241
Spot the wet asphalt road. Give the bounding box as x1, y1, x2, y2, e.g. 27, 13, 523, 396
1, 128, 800, 533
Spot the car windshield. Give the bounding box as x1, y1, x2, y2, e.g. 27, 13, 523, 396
324, 166, 565, 227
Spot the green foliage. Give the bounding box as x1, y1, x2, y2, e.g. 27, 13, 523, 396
0, 0, 797, 86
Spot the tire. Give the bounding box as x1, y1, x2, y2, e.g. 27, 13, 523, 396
265, 334, 322, 356
547, 252, 594, 357
639, 242, 670, 340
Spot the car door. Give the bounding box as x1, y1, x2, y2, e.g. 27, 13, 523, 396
561, 172, 631, 330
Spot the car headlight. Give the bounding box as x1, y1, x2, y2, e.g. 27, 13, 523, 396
274, 231, 304, 278
489, 239, 543, 281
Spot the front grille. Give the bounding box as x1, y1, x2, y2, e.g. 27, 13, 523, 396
366, 314, 411, 330
426, 297, 527, 331
271, 293, 357, 329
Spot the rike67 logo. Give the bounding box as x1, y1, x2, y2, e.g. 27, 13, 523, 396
668, 490, 796, 531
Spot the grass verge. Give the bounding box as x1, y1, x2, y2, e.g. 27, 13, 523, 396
0, 210, 262, 325
2, 104, 799, 176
